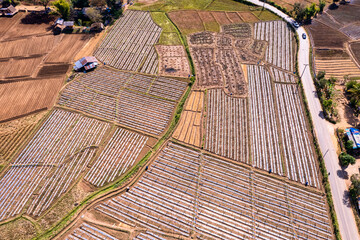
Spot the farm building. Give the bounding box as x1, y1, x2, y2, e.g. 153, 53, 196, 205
345, 128, 360, 149
64, 21, 74, 29
91, 22, 104, 32
74, 56, 99, 71
0, 5, 18, 16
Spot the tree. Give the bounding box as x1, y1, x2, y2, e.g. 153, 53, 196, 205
72, 0, 89, 8
53, 0, 70, 20
40, 0, 51, 12
319, 0, 326, 13
350, 174, 360, 200
346, 140, 354, 151
292, 3, 306, 22
86, 7, 102, 22
339, 152, 356, 167
347, 82, 360, 108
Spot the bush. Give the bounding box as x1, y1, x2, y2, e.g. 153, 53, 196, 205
346, 140, 355, 151
53, 0, 70, 20
339, 152, 356, 167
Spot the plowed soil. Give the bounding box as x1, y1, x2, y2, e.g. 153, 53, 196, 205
350, 42, 360, 66
307, 20, 349, 48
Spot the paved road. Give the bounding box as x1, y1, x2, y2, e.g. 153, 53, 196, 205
245, 1, 359, 239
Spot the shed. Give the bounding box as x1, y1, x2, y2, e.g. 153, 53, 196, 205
63, 21, 74, 29
54, 18, 64, 25
74, 56, 99, 71
0, 5, 18, 16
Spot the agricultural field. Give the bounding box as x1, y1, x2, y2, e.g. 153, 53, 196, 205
205, 89, 249, 163
150, 12, 182, 45
0, 77, 64, 122
94, 10, 161, 75
173, 91, 204, 147
155, 45, 191, 78
63, 142, 333, 239
0, 109, 110, 220
350, 42, 360, 66
254, 20, 295, 72
58, 67, 188, 135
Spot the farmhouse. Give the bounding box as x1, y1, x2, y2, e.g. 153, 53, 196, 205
63, 21, 74, 29
74, 56, 99, 71
0, 5, 18, 16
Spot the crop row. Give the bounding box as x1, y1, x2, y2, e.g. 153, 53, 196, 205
248, 65, 283, 175
66, 223, 119, 240
85, 128, 148, 187
93, 142, 332, 239
0, 109, 110, 220
94, 10, 161, 74
275, 83, 319, 188
270, 67, 297, 83
254, 21, 294, 72
205, 89, 249, 163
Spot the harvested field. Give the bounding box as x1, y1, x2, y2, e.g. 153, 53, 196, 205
168, 10, 205, 35
0, 57, 43, 79
155, 45, 191, 78
0, 77, 64, 122
0, 123, 36, 164
85, 128, 150, 187
238, 12, 259, 22
205, 89, 249, 163
0, 35, 55, 59
36, 64, 71, 78
306, 20, 349, 48
197, 11, 220, 32
45, 34, 90, 63
58, 67, 187, 135
92, 142, 333, 239
0, 109, 110, 220
226, 12, 243, 23
248, 65, 283, 175
350, 42, 360, 66
173, 91, 204, 147
94, 10, 162, 74
270, 67, 297, 83
2, 18, 52, 41
254, 20, 294, 71
275, 84, 319, 187
0, 13, 24, 38
211, 11, 231, 25
315, 59, 360, 79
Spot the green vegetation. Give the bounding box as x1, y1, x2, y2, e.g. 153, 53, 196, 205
150, 12, 182, 45
292, 2, 319, 23
314, 71, 338, 123
206, 0, 253, 11
253, 10, 281, 21
346, 80, 360, 114
203, 20, 220, 32
53, 0, 70, 20
339, 152, 356, 167
130, 0, 212, 11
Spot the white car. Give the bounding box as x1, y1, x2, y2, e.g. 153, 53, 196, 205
292, 21, 300, 28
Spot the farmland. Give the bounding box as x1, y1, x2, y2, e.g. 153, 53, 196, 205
94, 10, 161, 75
155, 45, 191, 78
58, 67, 188, 135
65, 142, 333, 239
350, 42, 360, 66
173, 91, 204, 147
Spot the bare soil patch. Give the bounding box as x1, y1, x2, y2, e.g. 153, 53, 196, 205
168, 10, 205, 35
0, 57, 44, 79
211, 11, 231, 25
46, 34, 91, 63
350, 42, 360, 66
197, 11, 220, 32
307, 20, 349, 48
37, 64, 71, 77
0, 217, 36, 240
226, 12, 243, 23
238, 12, 259, 22
156, 45, 191, 78
0, 13, 24, 38
0, 77, 64, 122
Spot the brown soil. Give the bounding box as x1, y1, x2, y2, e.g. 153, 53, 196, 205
156, 45, 191, 78
238, 12, 259, 23
350, 42, 360, 66
74, 31, 106, 61
36, 64, 71, 78
315, 58, 360, 79
168, 10, 205, 35
226, 12, 244, 23
307, 20, 349, 48
0, 77, 64, 122
0, 217, 36, 240
211, 11, 231, 25
45, 34, 91, 63
0, 57, 44, 79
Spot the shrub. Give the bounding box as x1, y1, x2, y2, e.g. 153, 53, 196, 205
339, 152, 356, 167
346, 140, 355, 151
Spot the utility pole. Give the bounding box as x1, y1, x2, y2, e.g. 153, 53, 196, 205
300, 63, 309, 79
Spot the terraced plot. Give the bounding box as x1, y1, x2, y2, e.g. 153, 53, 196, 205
94, 10, 162, 74
91, 142, 333, 239
248, 65, 282, 175
58, 68, 187, 135
173, 91, 204, 147
254, 21, 294, 71
0, 109, 110, 220
85, 128, 149, 187
205, 89, 249, 163
315, 58, 360, 79
64, 223, 119, 240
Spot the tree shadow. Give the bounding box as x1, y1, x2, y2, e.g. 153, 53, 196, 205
343, 189, 352, 208
20, 12, 56, 24
337, 167, 349, 179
